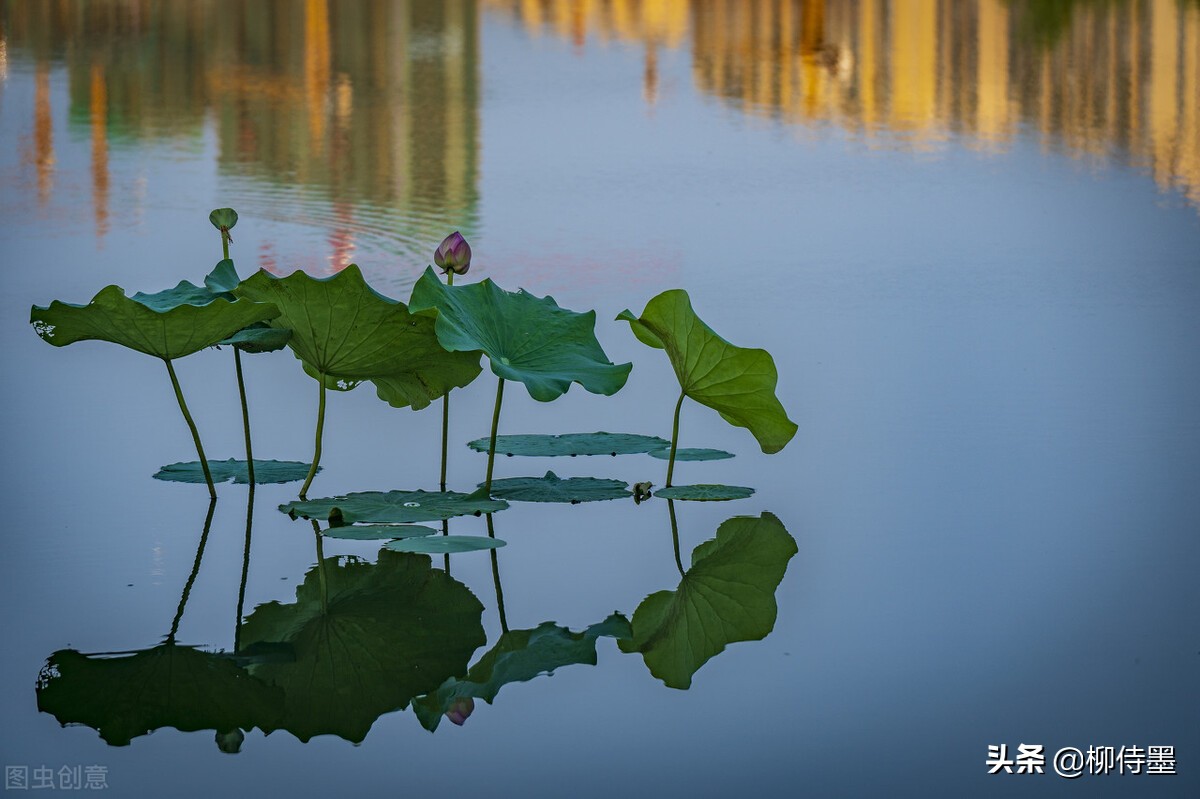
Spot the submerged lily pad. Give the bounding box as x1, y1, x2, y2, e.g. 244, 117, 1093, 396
239, 550, 486, 743
408, 266, 632, 402
619, 512, 797, 689
647, 447, 734, 462
281, 487, 508, 526
412, 614, 631, 732
466, 432, 670, 457
30, 284, 279, 360
654, 484, 755, 502
235, 265, 482, 409
36, 645, 283, 747
618, 290, 797, 454
384, 536, 505, 554
321, 525, 437, 541
154, 459, 315, 486
484, 471, 631, 504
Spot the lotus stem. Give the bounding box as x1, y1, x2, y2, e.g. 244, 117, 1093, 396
665, 391, 685, 488
221, 230, 231, 261
312, 520, 329, 614
299, 376, 327, 500
165, 358, 216, 498
484, 377, 505, 495
234, 348, 255, 485
168, 498, 217, 642
439, 271, 454, 492
486, 513, 509, 634
667, 499, 685, 578
234, 486, 255, 652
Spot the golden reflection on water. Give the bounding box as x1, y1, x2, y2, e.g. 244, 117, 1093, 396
491, 0, 1200, 207
2, 0, 1198, 267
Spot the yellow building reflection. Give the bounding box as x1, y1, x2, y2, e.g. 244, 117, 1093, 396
488, 0, 1200, 209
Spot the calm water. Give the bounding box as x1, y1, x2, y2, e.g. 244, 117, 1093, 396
2, 1, 1198, 796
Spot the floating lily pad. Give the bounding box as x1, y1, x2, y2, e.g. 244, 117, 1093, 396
321, 525, 437, 541
281, 487, 508, 526
36, 645, 283, 747
235, 265, 482, 409
466, 432, 670, 457
154, 459, 315, 486
413, 614, 631, 732
239, 550, 485, 743
408, 266, 631, 402
384, 536, 505, 554
30, 284, 279, 361
618, 290, 797, 454
619, 512, 797, 689
484, 471, 631, 504
647, 447, 734, 462
654, 484, 755, 502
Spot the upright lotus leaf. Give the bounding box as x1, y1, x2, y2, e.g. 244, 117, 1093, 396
412, 614, 631, 732
619, 512, 797, 689
36, 645, 283, 747
408, 266, 631, 402
234, 265, 482, 406
30, 285, 278, 360
238, 550, 485, 743
617, 290, 797, 456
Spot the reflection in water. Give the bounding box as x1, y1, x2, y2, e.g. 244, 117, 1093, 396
489, 0, 1200, 208
2, 0, 480, 277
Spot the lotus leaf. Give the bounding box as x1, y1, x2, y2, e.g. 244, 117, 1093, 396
647, 447, 734, 462
654, 484, 755, 502
281, 487, 508, 526
234, 265, 482, 408
408, 266, 631, 402
617, 290, 797, 454
320, 525, 437, 541
30, 285, 278, 360
384, 536, 505, 554
412, 614, 631, 732
619, 512, 796, 689
484, 471, 631, 504
466, 432, 670, 457
36, 645, 283, 747
154, 459, 315, 485
238, 550, 485, 743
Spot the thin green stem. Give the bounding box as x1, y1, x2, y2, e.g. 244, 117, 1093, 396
665, 391, 686, 488
483, 377, 505, 495
234, 485, 255, 652
234, 348, 254, 485
312, 520, 329, 614
667, 499, 685, 578
168, 498, 218, 642
165, 358, 216, 499
299, 376, 327, 500
486, 513, 509, 634
439, 271, 454, 492
221, 230, 230, 261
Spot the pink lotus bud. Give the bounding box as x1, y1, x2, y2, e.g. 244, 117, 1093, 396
434, 231, 472, 275
445, 696, 475, 726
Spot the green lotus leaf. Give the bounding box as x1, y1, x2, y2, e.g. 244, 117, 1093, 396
408, 266, 631, 402
204, 258, 242, 296
234, 265, 482, 409
617, 290, 797, 454
131, 280, 219, 311
321, 524, 437, 541
466, 432, 670, 457
30, 285, 279, 360
647, 447, 734, 462
654, 484, 755, 502
239, 550, 485, 743
220, 325, 292, 353
209, 207, 239, 231
281, 487, 508, 526
36, 645, 283, 747
484, 471, 631, 504
412, 614, 631, 732
383, 536, 505, 554
619, 512, 796, 689
154, 459, 315, 485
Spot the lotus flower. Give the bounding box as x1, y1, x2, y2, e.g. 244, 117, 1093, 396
434, 231, 472, 276
445, 696, 475, 726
